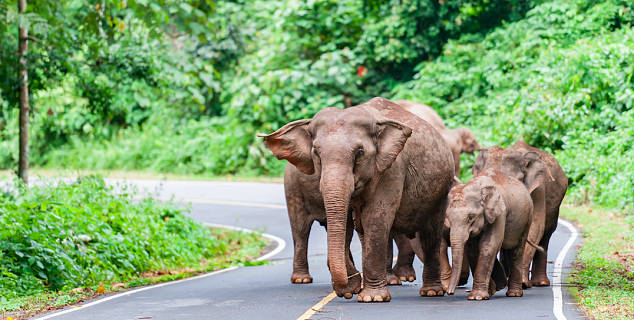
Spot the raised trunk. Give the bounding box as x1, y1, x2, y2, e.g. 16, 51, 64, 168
447, 231, 467, 295
321, 166, 354, 288
18, 0, 29, 184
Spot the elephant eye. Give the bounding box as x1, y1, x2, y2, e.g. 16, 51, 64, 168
313, 148, 320, 159
355, 149, 364, 161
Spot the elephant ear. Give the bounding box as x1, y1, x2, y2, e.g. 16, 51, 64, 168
472, 148, 488, 176
481, 185, 506, 224
257, 119, 314, 175
459, 128, 480, 153
523, 151, 555, 193
375, 119, 413, 173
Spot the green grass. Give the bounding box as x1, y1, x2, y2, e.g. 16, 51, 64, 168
561, 205, 634, 320
0, 177, 270, 319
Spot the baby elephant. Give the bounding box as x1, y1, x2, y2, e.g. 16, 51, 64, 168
445, 168, 533, 300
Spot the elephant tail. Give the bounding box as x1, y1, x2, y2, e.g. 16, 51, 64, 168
527, 239, 546, 254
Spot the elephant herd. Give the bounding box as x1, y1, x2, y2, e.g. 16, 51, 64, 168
257, 97, 568, 302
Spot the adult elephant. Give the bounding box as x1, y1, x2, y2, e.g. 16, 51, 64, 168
472, 141, 568, 287
258, 97, 454, 302
395, 100, 481, 174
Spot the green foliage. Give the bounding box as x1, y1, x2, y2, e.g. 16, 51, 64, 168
0, 0, 632, 211
394, 0, 634, 210
0, 176, 265, 303
1, 0, 536, 176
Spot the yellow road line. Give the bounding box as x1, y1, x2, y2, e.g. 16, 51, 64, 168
297, 256, 398, 319
297, 292, 337, 320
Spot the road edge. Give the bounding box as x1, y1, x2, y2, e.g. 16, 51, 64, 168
31, 224, 286, 320
553, 218, 579, 320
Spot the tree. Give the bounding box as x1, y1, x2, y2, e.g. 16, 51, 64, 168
17, 0, 28, 184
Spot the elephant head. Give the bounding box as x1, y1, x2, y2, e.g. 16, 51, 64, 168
472, 145, 554, 193
457, 128, 481, 154
445, 176, 505, 294
257, 105, 412, 288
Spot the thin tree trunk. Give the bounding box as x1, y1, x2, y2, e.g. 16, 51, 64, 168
18, 0, 29, 184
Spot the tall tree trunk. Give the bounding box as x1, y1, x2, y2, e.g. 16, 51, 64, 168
18, 0, 29, 184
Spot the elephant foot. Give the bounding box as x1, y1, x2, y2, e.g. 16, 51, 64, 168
440, 276, 469, 292
522, 276, 532, 289
291, 272, 313, 284
531, 275, 550, 287
419, 284, 445, 297
488, 278, 498, 297
357, 287, 391, 302
333, 272, 362, 299
387, 272, 402, 285
506, 288, 523, 297
393, 263, 416, 283
441, 278, 449, 292
467, 288, 490, 300
494, 277, 506, 291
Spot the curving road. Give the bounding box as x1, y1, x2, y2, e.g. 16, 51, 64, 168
33, 179, 585, 320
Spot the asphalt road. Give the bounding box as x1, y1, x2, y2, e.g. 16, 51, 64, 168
34, 179, 586, 320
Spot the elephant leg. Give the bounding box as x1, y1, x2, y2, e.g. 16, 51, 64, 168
508, 222, 531, 297
393, 234, 416, 283
386, 236, 401, 285
491, 257, 508, 292
334, 211, 363, 298
419, 224, 445, 297
459, 251, 470, 286
469, 234, 501, 300
440, 235, 451, 290
523, 186, 547, 288
357, 223, 391, 302
287, 196, 314, 284
531, 221, 557, 287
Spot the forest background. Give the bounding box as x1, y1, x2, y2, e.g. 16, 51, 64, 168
1, 0, 633, 213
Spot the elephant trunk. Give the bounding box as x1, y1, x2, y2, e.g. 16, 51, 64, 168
447, 229, 468, 295
321, 165, 354, 288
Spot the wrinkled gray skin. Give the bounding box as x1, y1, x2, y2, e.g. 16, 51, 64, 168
473, 142, 568, 288
258, 97, 454, 302
396, 100, 481, 174
446, 168, 536, 300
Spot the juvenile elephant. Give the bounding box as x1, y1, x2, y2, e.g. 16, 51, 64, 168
446, 168, 536, 300
395, 100, 480, 174
258, 97, 454, 302
473, 142, 567, 287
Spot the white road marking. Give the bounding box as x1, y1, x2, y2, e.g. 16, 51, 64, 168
34, 267, 238, 320
34, 223, 285, 319
203, 223, 287, 262
139, 196, 287, 210
552, 219, 579, 320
